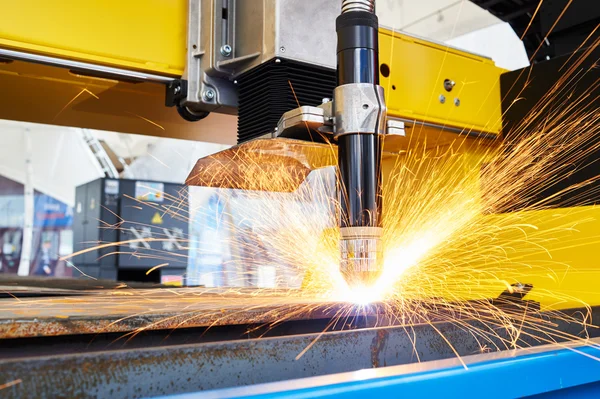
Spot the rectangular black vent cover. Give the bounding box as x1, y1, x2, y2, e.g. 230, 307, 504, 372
236, 58, 337, 144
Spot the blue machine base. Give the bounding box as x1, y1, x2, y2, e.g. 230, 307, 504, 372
162, 341, 600, 399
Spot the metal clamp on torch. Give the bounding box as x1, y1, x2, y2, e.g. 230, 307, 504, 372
335, 0, 386, 287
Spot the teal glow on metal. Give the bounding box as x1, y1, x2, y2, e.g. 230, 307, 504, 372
161, 342, 600, 399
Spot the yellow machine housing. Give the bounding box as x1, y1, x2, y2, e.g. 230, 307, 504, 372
0, 2, 502, 140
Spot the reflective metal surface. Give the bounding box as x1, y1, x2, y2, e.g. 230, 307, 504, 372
339, 226, 383, 285
0, 48, 174, 83
185, 138, 338, 191
341, 0, 376, 14
333, 84, 387, 137
180, 0, 339, 113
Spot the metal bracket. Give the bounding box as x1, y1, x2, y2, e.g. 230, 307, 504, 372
491, 283, 539, 312
274, 101, 404, 141
180, 0, 238, 116
334, 83, 387, 137
165, 80, 188, 107
274, 102, 334, 141
277, 106, 326, 131
387, 120, 406, 136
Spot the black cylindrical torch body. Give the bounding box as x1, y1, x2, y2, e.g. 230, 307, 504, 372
336, 11, 379, 86
338, 133, 382, 227
336, 10, 382, 230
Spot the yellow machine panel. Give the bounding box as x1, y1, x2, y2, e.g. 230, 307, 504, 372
0, 4, 503, 137
380, 29, 504, 135
379, 141, 600, 311
0, 0, 187, 76
487, 206, 600, 310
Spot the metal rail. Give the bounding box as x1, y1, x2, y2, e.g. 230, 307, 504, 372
0, 48, 175, 83
163, 337, 600, 399
0, 306, 598, 399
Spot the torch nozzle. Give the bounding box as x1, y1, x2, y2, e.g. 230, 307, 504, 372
340, 227, 383, 287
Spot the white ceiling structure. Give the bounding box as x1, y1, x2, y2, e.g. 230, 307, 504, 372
378, 0, 529, 70
0, 121, 231, 206
0, 121, 104, 206
378, 0, 501, 41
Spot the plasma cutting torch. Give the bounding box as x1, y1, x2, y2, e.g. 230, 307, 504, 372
335, 0, 386, 287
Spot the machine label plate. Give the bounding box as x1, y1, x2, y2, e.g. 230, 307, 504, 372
135, 181, 164, 202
